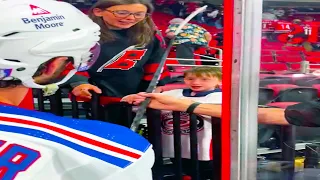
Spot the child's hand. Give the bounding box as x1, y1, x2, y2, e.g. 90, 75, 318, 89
121, 94, 146, 105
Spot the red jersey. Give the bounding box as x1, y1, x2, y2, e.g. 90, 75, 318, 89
274, 21, 292, 33
302, 22, 319, 43
262, 20, 276, 32
289, 23, 305, 35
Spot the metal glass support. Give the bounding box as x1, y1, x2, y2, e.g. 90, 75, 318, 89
230, 0, 263, 179
300, 61, 310, 74
280, 126, 296, 180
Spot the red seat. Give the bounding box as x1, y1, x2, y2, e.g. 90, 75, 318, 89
306, 56, 320, 63
290, 63, 300, 70
208, 40, 218, 55
288, 62, 320, 71
195, 55, 203, 65
262, 42, 285, 50
310, 64, 320, 70
266, 102, 299, 108
166, 58, 179, 65
275, 50, 301, 56
265, 84, 298, 96
260, 63, 288, 71
276, 56, 302, 63
261, 50, 273, 56
194, 55, 202, 65
312, 84, 320, 97
160, 84, 188, 92
261, 55, 274, 62
168, 51, 176, 58
285, 46, 305, 51
305, 51, 320, 57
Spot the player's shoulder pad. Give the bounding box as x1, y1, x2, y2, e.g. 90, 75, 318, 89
0, 105, 150, 153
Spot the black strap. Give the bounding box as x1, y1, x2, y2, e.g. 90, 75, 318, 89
186, 102, 201, 114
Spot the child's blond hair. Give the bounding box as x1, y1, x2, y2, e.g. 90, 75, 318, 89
183, 66, 222, 80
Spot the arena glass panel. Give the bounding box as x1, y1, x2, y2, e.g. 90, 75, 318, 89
228, 0, 262, 179
149, 1, 229, 180
253, 0, 320, 179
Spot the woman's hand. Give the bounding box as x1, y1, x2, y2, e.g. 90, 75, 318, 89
72, 84, 102, 99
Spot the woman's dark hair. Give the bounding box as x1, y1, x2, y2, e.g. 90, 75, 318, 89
88, 0, 155, 46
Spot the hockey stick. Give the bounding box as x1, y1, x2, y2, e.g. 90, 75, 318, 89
130, 6, 208, 132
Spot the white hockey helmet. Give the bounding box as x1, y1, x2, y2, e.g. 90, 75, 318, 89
0, 0, 100, 90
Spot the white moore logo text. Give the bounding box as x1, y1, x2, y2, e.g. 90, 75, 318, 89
21, 15, 65, 30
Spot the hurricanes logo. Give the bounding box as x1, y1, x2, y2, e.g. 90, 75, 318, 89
161, 112, 204, 135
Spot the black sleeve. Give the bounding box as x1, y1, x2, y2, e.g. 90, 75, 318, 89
285, 100, 320, 127
59, 74, 89, 88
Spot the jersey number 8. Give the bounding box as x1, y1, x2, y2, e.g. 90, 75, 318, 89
0, 140, 40, 180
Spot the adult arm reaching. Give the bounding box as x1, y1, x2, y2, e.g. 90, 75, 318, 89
126, 92, 299, 126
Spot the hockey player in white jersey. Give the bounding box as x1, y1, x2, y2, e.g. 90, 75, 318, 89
0, 0, 154, 179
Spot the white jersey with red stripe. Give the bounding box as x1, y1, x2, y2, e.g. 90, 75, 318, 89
0, 105, 154, 180
160, 89, 222, 161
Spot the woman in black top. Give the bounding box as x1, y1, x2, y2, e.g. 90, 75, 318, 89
69, 0, 170, 125
71, 0, 170, 99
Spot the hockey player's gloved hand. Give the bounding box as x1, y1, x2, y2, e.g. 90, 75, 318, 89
72, 84, 102, 100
